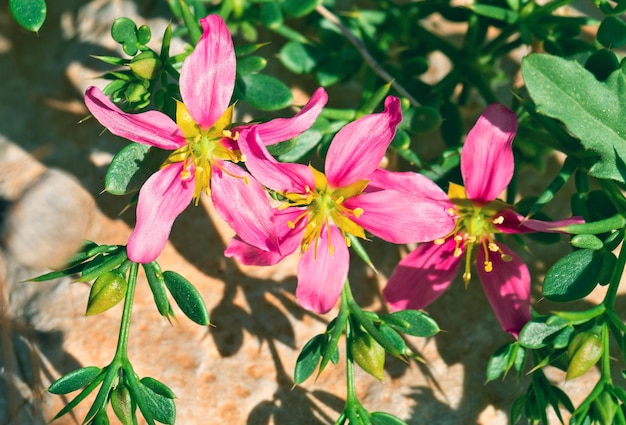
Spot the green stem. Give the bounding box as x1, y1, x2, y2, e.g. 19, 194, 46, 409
600, 322, 611, 381
603, 240, 626, 308
114, 261, 139, 363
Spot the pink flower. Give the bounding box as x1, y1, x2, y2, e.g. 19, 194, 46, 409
225, 96, 456, 313
382, 103, 584, 337
84, 15, 327, 263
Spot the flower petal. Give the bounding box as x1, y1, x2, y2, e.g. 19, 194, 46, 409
180, 15, 236, 129
325, 96, 402, 188
238, 128, 315, 193
344, 190, 455, 243
461, 103, 518, 203
296, 225, 350, 313
476, 243, 530, 338
367, 169, 450, 203
237, 87, 328, 145
211, 161, 279, 252
85, 87, 184, 150
127, 163, 194, 263
494, 208, 585, 234
383, 239, 462, 311
225, 236, 285, 266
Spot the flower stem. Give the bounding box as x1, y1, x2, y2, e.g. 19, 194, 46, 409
603, 240, 626, 308
114, 261, 139, 363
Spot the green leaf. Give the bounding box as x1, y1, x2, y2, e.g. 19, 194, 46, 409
469, 4, 518, 24
279, 41, 326, 74
278, 117, 330, 162
570, 234, 604, 250
279, 0, 318, 17
236, 73, 293, 111
370, 411, 409, 425
48, 366, 102, 395
293, 334, 323, 384
236, 55, 267, 75
259, 2, 284, 29
79, 250, 128, 283
381, 310, 440, 337
518, 315, 570, 349
105, 143, 169, 195
585, 49, 619, 81
598, 16, 626, 49
140, 377, 175, 399
542, 249, 602, 302
178, 0, 202, 44
162, 271, 209, 325
86, 272, 128, 316
486, 343, 515, 381
143, 262, 173, 319
135, 381, 176, 425
401, 106, 442, 135
9, 0, 46, 32
522, 54, 626, 182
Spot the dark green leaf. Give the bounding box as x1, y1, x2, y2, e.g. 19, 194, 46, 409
178, 0, 201, 44
48, 366, 102, 395
236, 73, 293, 111
236, 55, 267, 75
279, 0, 318, 17
278, 117, 329, 162
143, 262, 173, 319
598, 16, 626, 49
543, 249, 602, 302
135, 381, 176, 425
381, 310, 440, 338
105, 143, 169, 195
111, 18, 138, 45
136, 25, 151, 45
294, 334, 323, 384
163, 271, 209, 325
140, 377, 176, 399
9, 0, 46, 32
585, 49, 619, 81
79, 250, 128, 283
401, 106, 442, 135
260, 3, 284, 29
486, 343, 515, 381
469, 4, 518, 24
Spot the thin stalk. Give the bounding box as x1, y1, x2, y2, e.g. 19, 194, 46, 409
603, 241, 626, 308
114, 261, 139, 363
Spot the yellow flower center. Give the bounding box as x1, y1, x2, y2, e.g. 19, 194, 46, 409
435, 182, 512, 284
162, 102, 243, 204
279, 166, 367, 258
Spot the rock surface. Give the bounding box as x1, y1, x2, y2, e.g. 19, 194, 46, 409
0, 2, 622, 425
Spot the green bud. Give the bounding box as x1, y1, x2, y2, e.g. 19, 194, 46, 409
86, 272, 128, 316
129, 51, 162, 80
111, 383, 135, 425
351, 331, 385, 381
566, 331, 603, 380
570, 234, 604, 250
591, 390, 617, 425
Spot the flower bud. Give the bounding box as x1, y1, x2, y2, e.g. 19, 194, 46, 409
130, 51, 162, 80
566, 331, 602, 380
86, 271, 128, 316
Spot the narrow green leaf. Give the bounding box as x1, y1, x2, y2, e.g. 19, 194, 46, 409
370, 411, 409, 425
279, 0, 318, 18
9, 0, 46, 31
140, 377, 176, 399
179, 0, 202, 44
51, 370, 107, 420
486, 343, 515, 382
469, 4, 518, 24
143, 262, 173, 319
163, 271, 209, 325
381, 310, 440, 337
48, 366, 102, 395
293, 334, 323, 384
79, 250, 128, 283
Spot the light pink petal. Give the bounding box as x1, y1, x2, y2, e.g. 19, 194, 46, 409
238, 128, 315, 193
344, 190, 455, 243
272, 208, 309, 256
383, 239, 462, 311
494, 209, 585, 234
180, 15, 236, 129
225, 236, 286, 266
325, 96, 402, 188
127, 163, 194, 263
476, 243, 530, 338
296, 225, 350, 313
236, 87, 328, 145
461, 103, 518, 203
367, 169, 450, 203
85, 87, 184, 150
211, 161, 279, 252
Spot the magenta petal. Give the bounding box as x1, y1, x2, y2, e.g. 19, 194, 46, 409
225, 236, 286, 266
296, 225, 350, 313
127, 163, 194, 263
383, 239, 462, 311
367, 169, 450, 203
180, 15, 236, 129
494, 209, 585, 234
246, 87, 328, 145
476, 244, 530, 338
238, 129, 315, 193
325, 96, 402, 187
85, 87, 184, 150
344, 190, 455, 243
461, 103, 518, 203
211, 161, 279, 252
